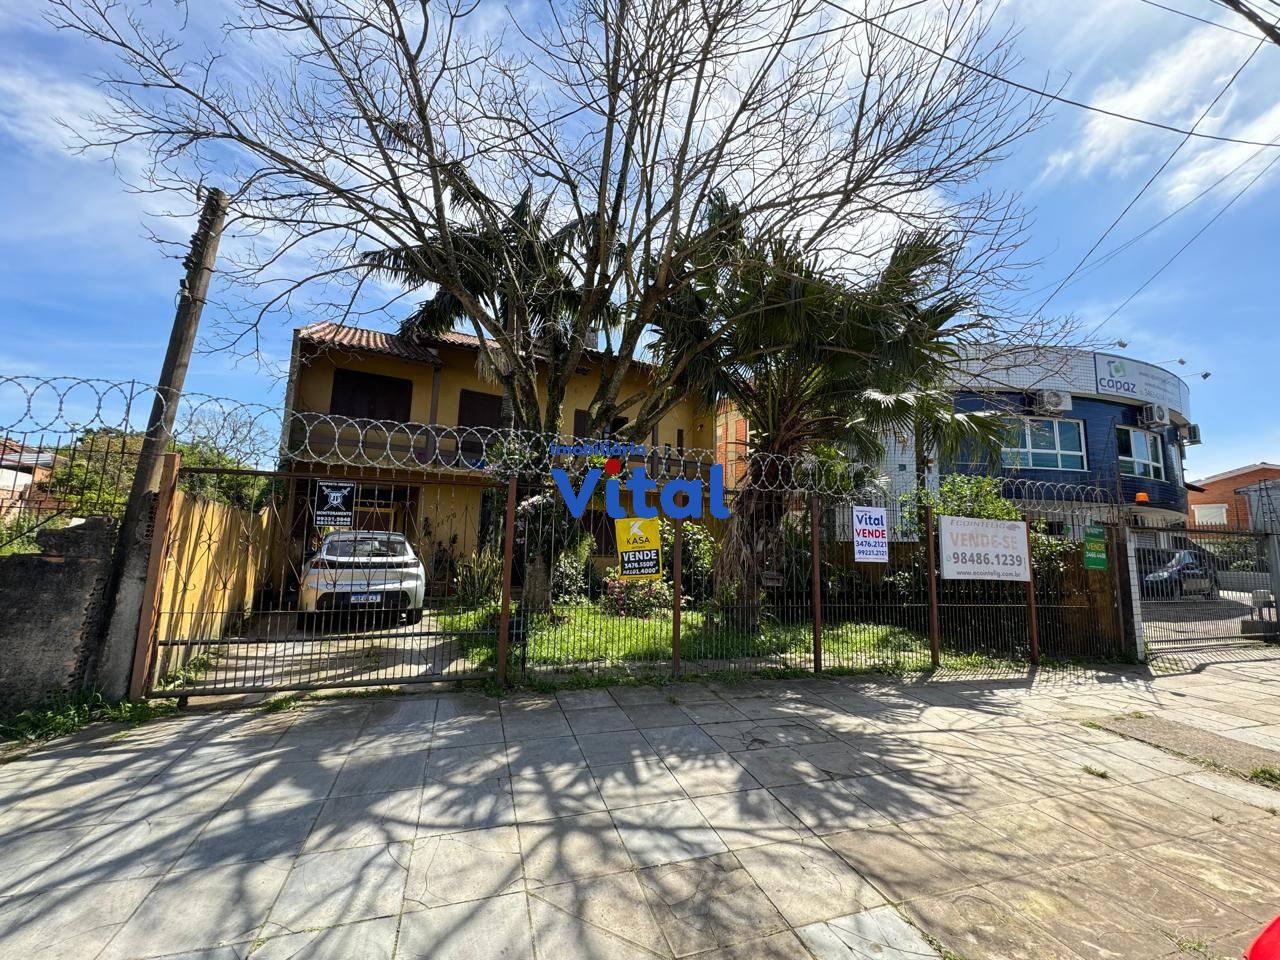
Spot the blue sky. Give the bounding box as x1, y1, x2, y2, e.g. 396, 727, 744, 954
0, 0, 1276, 479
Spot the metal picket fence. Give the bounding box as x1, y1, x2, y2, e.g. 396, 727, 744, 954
1, 375, 1136, 695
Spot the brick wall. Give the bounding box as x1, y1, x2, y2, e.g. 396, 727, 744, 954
1188, 466, 1280, 528
0, 518, 115, 713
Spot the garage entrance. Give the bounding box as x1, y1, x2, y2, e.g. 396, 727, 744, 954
137, 460, 505, 696
1131, 525, 1277, 659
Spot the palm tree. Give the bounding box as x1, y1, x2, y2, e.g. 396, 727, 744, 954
656, 231, 1003, 630
362, 178, 582, 433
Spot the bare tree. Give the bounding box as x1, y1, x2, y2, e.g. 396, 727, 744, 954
52, 0, 1047, 436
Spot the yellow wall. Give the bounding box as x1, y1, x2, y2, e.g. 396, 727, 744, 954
287, 332, 717, 564
291, 337, 712, 450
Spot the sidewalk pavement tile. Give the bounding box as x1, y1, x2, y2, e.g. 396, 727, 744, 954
403, 825, 523, 909
611, 798, 728, 867
396, 892, 534, 960
796, 905, 941, 959
692, 788, 811, 850
528, 872, 668, 956
249, 916, 397, 960
736, 837, 884, 925
637, 851, 787, 957
100, 859, 292, 959
518, 810, 633, 887
265, 840, 409, 931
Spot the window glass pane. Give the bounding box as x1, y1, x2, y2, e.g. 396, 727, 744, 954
1030, 451, 1058, 468
1001, 450, 1027, 467
1058, 421, 1083, 452
999, 419, 1025, 449
1136, 461, 1151, 478
1119, 459, 1135, 476
1146, 433, 1162, 462
1060, 454, 1085, 470
1151, 460, 1164, 480
1029, 420, 1056, 450
1116, 428, 1133, 458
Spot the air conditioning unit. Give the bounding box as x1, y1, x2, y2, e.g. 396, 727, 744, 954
1183, 423, 1202, 445
1032, 390, 1072, 415
1140, 404, 1171, 428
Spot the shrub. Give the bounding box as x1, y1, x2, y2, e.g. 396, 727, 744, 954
456, 545, 503, 605
660, 518, 715, 600
600, 568, 674, 617
553, 536, 595, 603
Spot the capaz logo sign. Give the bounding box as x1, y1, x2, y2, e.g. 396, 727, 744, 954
1097, 355, 1138, 396
550, 444, 730, 519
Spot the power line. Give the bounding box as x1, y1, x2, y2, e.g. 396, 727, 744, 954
1087, 142, 1280, 336
1028, 136, 1271, 296
1133, 0, 1261, 37
1030, 35, 1266, 316
816, 0, 1280, 148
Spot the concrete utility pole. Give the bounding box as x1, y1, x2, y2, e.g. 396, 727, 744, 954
1216, 0, 1280, 47
89, 188, 230, 698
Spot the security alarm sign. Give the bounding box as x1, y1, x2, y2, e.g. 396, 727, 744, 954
852, 506, 889, 563
615, 517, 663, 580
314, 481, 356, 527
939, 516, 1030, 582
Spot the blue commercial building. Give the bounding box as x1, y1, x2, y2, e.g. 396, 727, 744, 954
877, 346, 1198, 526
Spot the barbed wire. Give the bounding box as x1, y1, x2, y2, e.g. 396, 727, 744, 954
1, 375, 1122, 505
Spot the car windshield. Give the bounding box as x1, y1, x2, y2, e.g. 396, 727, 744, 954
324, 535, 411, 558
1164, 551, 1195, 569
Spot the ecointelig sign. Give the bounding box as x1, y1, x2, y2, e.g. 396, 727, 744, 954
1092, 353, 1185, 410
938, 516, 1031, 582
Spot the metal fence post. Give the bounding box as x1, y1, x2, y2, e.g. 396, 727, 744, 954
1025, 520, 1040, 666
1123, 529, 1147, 662
496, 474, 519, 687
672, 519, 683, 675
810, 495, 823, 673
925, 505, 941, 668
128, 452, 181, 700
1267, 534, 1280, 627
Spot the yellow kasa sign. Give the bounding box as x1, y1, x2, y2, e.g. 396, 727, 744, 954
615, 517, 663, 580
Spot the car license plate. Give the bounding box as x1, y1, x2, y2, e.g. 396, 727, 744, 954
350, 593, 382, 604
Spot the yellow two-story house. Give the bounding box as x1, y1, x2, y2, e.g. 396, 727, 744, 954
280, 321, 718, 583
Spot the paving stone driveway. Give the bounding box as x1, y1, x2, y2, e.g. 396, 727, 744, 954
2, 657, 1279, 960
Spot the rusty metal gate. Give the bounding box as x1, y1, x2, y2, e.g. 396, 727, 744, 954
137, 458, 505, 696
1131, 525, 1278, 659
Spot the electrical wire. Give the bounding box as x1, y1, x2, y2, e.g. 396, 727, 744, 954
1028, 136, 1271, 297
1086, 143, 1280, 336
1133, 0, 1261, 37
816, 0, 1280, 148
1030, 35, 1266, 316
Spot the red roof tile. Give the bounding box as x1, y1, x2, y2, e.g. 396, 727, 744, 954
299, 322, 441, 366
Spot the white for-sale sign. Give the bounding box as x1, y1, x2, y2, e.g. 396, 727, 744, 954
938, 516, 1030, 582
851, 506, 889, 563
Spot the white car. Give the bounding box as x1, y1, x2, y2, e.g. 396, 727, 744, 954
298, 532, 425, 626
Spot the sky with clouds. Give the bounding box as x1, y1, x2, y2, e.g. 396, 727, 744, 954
0, 0, 1276, 480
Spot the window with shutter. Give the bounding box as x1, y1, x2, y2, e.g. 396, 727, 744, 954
329, 368, 413, 421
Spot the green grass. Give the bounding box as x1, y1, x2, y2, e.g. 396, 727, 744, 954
0, 689, 177, 746
154, 650, 221, 691
1249, 766, 1280, 788
259, 693, 307, 713
436, 598, 1049, 678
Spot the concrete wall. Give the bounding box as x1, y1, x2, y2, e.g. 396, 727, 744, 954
0, 518, 115, 712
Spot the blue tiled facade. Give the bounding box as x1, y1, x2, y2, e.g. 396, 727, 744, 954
950, 391, 1187, 514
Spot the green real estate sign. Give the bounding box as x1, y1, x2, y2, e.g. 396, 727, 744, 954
1083, 525, 1108, 571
